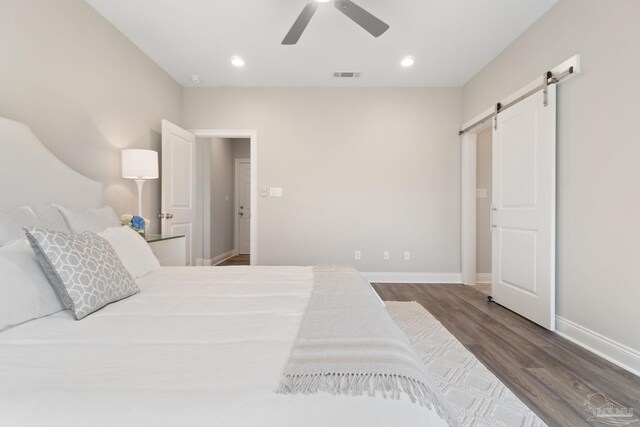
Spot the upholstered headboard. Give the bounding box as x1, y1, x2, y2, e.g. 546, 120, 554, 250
0, 116, 103, 209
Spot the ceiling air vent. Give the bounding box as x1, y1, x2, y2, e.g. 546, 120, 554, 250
333, 72, 362, 78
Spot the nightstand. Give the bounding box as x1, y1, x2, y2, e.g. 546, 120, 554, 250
145, 234, 186, 266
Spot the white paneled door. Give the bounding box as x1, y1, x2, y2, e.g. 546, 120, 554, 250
161, 120, 196, 266
491, 86, 556, 330
235, 160, 251, 255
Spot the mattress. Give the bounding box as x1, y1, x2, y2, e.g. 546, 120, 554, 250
0, 266, 448, 427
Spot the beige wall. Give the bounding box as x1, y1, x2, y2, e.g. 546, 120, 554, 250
233, 138, 251, 160
476, 129, 492, 274
463, 0, 640, 351
183, 88, 462, 272
0, 0, 182, 232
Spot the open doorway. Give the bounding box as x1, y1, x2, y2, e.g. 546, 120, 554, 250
207, 137, 250, 266
193, 131, 256, 267
475, 128, 492, 295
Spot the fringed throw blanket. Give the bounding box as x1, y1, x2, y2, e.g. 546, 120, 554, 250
278, 266, 459, 427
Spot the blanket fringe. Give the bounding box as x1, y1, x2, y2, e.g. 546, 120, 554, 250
278, 373, 459, 427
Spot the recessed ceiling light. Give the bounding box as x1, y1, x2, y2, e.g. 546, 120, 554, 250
315, 0, 331, 3
231, 56, 245, 67
190, 76, 202, 84
401, 56, 415, 67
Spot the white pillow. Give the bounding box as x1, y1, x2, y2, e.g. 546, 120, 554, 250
0, 205, 70, 246
98, 227, 161, 279
0, 239, 66, 331
55, 205, 120, 233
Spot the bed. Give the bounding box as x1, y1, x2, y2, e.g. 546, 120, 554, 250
0, 116, 454, 426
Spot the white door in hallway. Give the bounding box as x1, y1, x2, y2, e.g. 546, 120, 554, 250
161, 120, 196, 265
491, 85, 556, 330
235, 160, 251, 255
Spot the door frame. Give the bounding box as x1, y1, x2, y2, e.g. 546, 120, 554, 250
190, 129, 258, 266
234, 158, 250, 255
460, 55, 579, 285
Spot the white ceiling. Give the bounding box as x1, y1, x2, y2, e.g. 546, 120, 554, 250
86, 0, 557, 87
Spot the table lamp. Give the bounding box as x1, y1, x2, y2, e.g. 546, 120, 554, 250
121, 149, 159, 216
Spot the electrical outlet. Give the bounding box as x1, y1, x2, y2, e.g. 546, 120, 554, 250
384, 251, 390, 260
404, 251, 411, 261
354, 250, 361, 260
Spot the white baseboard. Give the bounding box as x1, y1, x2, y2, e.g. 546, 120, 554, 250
475, 273, 492, 284
196, 250, 237, 267
556, 316, 640, 377
362, 272, 462, 284
211, 250, 236, 266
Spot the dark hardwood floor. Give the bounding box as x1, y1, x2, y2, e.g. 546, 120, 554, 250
373, 283, 640, 427
217, 255, 250, 266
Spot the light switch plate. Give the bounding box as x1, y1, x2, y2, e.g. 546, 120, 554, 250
476, 188, 487, 199
269, 187, 283, 197
354, 250, 361, 260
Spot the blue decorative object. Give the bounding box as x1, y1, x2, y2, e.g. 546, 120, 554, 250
131, 215, 146, 231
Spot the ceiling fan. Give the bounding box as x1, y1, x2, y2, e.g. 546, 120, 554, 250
282, 0, 390, 45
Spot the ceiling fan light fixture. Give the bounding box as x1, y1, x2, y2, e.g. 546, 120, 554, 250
401, 56, 415, 67
231, 56, 245, 67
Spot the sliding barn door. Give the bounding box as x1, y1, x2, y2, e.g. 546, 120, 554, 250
161, 120, 196, 266
492, 86, 556, 330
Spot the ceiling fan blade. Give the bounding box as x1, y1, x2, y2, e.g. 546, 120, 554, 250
333, 0, 389, 37
282, 2, 318, 45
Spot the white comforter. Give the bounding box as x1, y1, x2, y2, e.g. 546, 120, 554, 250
0, 266, 448, 427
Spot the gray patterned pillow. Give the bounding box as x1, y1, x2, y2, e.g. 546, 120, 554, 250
24, 227, 139, 320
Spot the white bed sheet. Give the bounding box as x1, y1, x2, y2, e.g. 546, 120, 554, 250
0, 266, 448, 427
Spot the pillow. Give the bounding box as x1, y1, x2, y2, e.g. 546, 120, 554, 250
0, 239, 66, 331
54, 205, 120, 233
25, 227, 139, 320
98, 226, 160, 278
0, 205, 70, 246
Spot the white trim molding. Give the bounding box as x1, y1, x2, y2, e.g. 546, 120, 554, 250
556, 316, 640, 377
362, 272, 462, 284
211, 250, 237, 266
475, 273, 492, 284
197, 250, 237, 267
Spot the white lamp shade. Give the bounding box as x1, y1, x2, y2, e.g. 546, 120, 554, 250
121, 149, 158, 179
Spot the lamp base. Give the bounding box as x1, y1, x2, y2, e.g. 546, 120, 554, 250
134, 179, 146, 217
